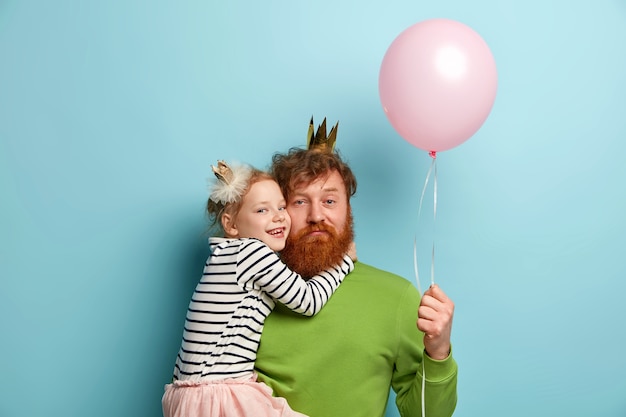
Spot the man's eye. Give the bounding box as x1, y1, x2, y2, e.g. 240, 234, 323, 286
325, 199, 336, 205
293, 200, 305, 206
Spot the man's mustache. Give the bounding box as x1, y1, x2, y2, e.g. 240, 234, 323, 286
290, 223, 338, 240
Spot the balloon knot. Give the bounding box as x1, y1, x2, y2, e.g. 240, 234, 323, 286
429, 151, 437, 159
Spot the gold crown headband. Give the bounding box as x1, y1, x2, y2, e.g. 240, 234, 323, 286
307, 117, 338, 152
209, 160, 253, 204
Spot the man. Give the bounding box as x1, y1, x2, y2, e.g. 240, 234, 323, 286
255, 119, 457, 417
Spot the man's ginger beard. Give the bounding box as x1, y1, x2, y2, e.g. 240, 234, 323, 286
280, 210, 354, 279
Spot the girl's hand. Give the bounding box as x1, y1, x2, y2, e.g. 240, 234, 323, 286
347, 241, 357, 262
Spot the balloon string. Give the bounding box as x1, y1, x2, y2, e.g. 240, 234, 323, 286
421, 361, 427, 417
413, 153, 438, 417
414, 155, 438, 293
431, 159, 438, 286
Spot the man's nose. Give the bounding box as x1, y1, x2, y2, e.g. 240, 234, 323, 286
307, 205, 324, 223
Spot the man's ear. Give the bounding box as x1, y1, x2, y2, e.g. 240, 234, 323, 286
221, 213, 239, 238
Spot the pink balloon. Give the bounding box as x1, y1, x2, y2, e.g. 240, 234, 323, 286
379, 19, 498, 153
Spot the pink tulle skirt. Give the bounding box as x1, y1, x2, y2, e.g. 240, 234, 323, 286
162, 375, 307, 417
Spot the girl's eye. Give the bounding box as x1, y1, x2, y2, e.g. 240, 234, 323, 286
256, 208, 268, 213
278, 206, 286, 211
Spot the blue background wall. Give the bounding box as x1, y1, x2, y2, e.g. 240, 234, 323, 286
1, 1, 625, 416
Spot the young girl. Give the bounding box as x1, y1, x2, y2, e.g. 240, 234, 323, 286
162, 160, 355, 417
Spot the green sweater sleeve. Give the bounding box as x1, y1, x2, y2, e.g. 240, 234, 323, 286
392, 282, 458, 417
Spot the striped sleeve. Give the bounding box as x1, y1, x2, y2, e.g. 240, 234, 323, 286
236, 239, 354, 316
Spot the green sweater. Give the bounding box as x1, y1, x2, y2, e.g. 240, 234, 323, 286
255, 261, 458, 417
